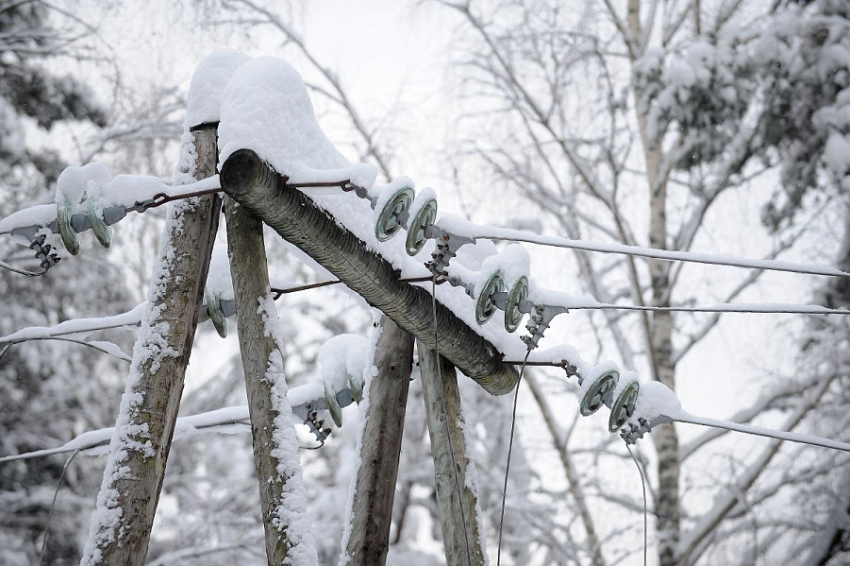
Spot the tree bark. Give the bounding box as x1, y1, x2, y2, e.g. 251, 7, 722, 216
219, 150, 518, 396
81, 126, 220, 566
342, 316, 414, 565
418, 340, 487, 566
627, 3, 682, 562
225, 196, 317, 565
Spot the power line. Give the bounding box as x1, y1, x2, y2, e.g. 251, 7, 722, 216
464, 226, 850, 278
672, 412, 850, 453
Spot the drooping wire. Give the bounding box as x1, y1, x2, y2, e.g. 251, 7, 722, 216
496, 349, 531, 566
38, 449, 80, 565
431, 277, 474, 566
626, 443, 648, 566
0, 258, 45, 277
269, 280, 850, 316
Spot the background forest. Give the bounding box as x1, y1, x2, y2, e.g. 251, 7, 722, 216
1, 0, 849, 565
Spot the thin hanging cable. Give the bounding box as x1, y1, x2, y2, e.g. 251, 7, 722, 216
269, 279, 849, 315
270, 275, 432, 298
626, 444, 648, 566
431, 277, 474, 566
496, 349, 531, 566
0, 258, 45, 277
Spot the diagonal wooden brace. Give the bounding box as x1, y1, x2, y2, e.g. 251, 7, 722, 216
219, 149, 519, 396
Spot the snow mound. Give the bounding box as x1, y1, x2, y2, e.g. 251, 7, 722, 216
218, 56, 377, 187
186, 50, 251, 128
631, 381, 683, 422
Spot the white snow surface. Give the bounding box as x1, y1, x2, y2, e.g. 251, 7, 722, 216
81, 201, 189, 565
580, 360, 619, 397
205, 246, 234, 300
626, 382, 850, 454
56, 162, 112, 207
0, 303, 145, 343
337, 313, 381, 566
629, 381, 684, 423
824, 130, 850, 178
457, 420, 490, 566
258, 291, 319, 566
611, 370, 639, 400
218, 56, 377, 187
0, 382, 334, 464
439, 217, 850, 278
0, 203, 55, 234
318, 334, 370, 392
185, 50, 250, 128
0, 174, 220, 236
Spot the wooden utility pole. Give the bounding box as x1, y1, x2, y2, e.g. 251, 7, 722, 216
418, 340, 488, 566
342, 316, 414, 565
81, 125, 220, 566
225, 195, 317, 564
219, 149, 518, 396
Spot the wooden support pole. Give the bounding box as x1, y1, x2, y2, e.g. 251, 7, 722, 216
343, 316, 414, 565
224, 196, 316, 565
81, 125, 220, 565
219, 150, 518, 396
417, 340, 488, 566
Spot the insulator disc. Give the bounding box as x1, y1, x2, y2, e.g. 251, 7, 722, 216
375, 186, 414, 242
57, 198, 80, 256
504, 276, 528, 333
609, 380, 640, 432
475, 271, 504, 325
87, 197, 112, 249
580, 369, 619, 416
206, 291, 228, 338
324, 383, 343, 428
405, 198, 437, 256
347, 373, 364, 404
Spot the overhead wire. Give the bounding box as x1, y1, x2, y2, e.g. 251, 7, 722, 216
669, 412, 850, 453
496, 349, 531, 566
430, 277, 474, 566
626, 443, 648, 566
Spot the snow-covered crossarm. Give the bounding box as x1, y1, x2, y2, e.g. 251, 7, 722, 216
219, 150, 519, 396
619, 382, 850, 453
0, 383, 358, 464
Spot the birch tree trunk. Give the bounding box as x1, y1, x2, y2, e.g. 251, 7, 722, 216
627, 2, 681, 562
342, 316, 414, 565
81, 125, 220, 565
418, 340, 487, 566
224, 196, 317, 565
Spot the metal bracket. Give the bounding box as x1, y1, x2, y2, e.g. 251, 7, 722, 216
291, 387, 358, 443
521, 304, 568, 350
425, 225, 475, 282
620, 415, 672, 444
29, 234, 61, 271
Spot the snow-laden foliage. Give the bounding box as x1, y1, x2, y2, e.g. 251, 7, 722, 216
0, 4, 132, 564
